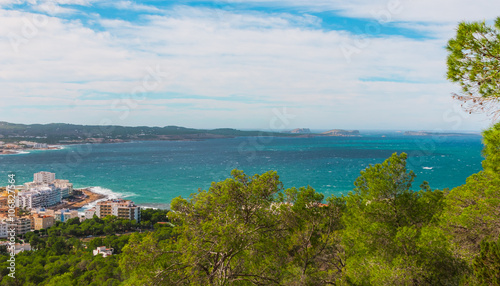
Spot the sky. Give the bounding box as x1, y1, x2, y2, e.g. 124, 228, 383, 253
0, 0, 499, 131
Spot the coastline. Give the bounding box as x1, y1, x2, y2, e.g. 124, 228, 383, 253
0, 145, 64, 156
49, 188, 107, 211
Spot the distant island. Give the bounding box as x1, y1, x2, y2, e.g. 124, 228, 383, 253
404, 131, 480, 136
320, 129, 361, 137
283, 128, 311, 134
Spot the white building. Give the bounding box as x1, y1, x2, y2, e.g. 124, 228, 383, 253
13, 243, 31, 254
17, 187, 61, 209
85, 208, 96, 219
93, 246, 114, 257
0, 220, 9, 238
33, 143, 48, 149
33, 172, 55, 184
25, 173, 73, 199
23, 181, 45, 191
52, 179, 73, 198
0, 242, 33, 254
19, 141, 36, 147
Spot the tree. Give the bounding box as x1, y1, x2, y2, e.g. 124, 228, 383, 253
278, 187, 346, 285
120, 233, 181, 286
167, 169, 288, 285
441, 123, 500, 262
482, 122, 500, 174
120, 170, 349, 285
446, 17, 500, 118
472, 238, 500, 285
342, 153, 461, 285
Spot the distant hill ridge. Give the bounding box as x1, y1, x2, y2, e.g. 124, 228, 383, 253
0, 121, 296, 144
0, 122, 365, 143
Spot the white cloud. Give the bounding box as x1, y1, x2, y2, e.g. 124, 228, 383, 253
0, 2, 494, 130
0, 0, 94, 7
110, 1, 160, 13
225, 0, 500, 23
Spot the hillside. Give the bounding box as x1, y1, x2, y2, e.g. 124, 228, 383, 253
0, 122, 295, 144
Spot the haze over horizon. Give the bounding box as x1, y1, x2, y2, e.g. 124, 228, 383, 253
1, 0, 499, 131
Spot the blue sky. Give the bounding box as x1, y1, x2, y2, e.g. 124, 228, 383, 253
0, 0, 499, 131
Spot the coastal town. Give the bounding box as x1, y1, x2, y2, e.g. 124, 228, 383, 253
0, 141, 62, 155
0, 172, 142, 256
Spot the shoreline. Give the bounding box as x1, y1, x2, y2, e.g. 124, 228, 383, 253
48, 188, 107, 211
0, 145, 64, 156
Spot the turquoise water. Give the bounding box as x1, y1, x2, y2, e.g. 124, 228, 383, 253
0, 132, 485, 208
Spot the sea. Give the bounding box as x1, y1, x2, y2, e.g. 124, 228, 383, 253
0, 131, 485, 209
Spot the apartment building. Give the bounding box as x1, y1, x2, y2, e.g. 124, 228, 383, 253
24, 173, 73, 199
33, 172, 56, 184
52, 179, 73, 198
33, 215, 55, 230
17, 187, 60, 209
95, 199, 141, 222
14, 217, 31, 235
0, 220, 9, 238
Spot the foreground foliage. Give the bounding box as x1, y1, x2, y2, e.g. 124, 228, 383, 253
447, 17, 500, 117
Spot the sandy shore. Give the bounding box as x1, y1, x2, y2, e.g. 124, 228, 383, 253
49, 188, 106, 210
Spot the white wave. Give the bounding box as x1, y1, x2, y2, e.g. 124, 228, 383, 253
1, 150, 30, 155
79, 186, 136, 210
49, 145, 65, 150
422, 167, 433, 170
